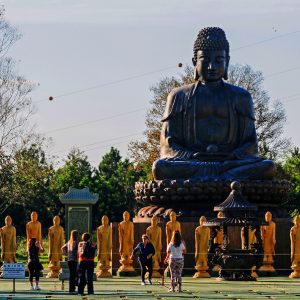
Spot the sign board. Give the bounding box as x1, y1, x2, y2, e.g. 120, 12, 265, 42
3, 263, 25, 279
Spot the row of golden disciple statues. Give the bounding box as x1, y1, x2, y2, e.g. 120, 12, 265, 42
1, 211, 300, 278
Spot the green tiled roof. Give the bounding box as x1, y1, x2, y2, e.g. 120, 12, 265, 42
59, 187, 99, 204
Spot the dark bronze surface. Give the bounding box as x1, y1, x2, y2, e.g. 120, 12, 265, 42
152, 27, 275, 181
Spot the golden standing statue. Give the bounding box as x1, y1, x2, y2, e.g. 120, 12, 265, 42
146, 216, 162, 278
241, 227, 257, 249
289, 215, 300, 278
47, 216, 64, 278
117, 211, 135, 274
193, 216, 210, 278
260, 211, 276, 272
26, 211, 42, 247
0, 216, 16, 263
166, 212, 181, 245
96, 215, 112, 278
214, 212, 224, 247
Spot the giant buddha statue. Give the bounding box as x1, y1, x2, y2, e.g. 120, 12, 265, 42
134, 27, 289, 222
152, 27, 275, 181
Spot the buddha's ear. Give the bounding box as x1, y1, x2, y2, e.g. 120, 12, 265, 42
223, 56, 230, 81
193, 68, 199, 81
192, 57, 196, 66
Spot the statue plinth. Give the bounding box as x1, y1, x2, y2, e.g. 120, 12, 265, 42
259, 263, 276, 273
152, 259, 162, 278
117, 258, 136, 276
47, 261, 61, 278
193, 265, 210, 278
135, 180, 290, 221
96, 263, 112, 278
289, 267, 300, 278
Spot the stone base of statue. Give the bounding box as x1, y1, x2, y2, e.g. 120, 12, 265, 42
117, 259, 136, 276
259, 263, 276, 273
251, 269, 258, 278
96, 263, 112, 278
152, 270, 162, 278
289, 267, 300, 278
193, 266, 210, 278
134, 180, 290, 221
46, 262, 61, 278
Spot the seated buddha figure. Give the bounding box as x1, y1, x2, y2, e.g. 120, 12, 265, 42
152, 27, 275, 181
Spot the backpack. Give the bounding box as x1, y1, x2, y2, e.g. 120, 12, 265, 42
83, 241, 96, 259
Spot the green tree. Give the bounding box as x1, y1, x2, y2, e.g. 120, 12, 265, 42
51, 147, 94, 193
283, 147, 300, 214
93, 147, 144, 224
128, 64, 290, 177
0, 150, 14, 215
4, 144, 55, 234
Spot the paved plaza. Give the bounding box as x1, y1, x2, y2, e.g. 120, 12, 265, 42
1, 276, 300, 300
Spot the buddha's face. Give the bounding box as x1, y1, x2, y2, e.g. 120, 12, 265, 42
194, 49, 228, 82
265, 212, 272, 222
31, 212, 38, 222
295, 216, 300, 227
5, 216, 12, 226
123, 211, 130, 222
102, 215, 109, 226
151, 216, 158, 226
199, 216, 206, 226
53, 216, 60, 226
170, 212, 176, 222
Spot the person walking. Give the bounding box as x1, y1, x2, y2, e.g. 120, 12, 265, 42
27, 238, 44, 290
61, 230, 79, 294
164, 230, 186, 292
131, 234, 155, 285
77, 233, 97, 296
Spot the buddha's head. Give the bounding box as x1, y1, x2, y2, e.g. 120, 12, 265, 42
294, 215, 300, 227
265, 211, 272, 222
123, 211, 130, 222
170, 211, 176, 222
102, 215, 109, 226
31, 211, 38, 222
5, 215, 12, 226
199, 216, 207, 226
53, 215, 60, 226
151, 216, 159, 227
192, 27, 230, 82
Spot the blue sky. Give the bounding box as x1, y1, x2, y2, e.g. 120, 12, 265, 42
3, 0, 300, 165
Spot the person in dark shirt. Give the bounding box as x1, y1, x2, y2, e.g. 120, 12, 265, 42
77, 233, 97, 296
131, 234, 155, 285
28, 238, 44, 290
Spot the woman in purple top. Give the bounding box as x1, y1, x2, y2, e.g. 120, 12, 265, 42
131, 234, 155, 285
61, 230, 79, 294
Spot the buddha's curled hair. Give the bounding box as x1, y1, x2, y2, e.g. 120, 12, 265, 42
193, 27, 229, 59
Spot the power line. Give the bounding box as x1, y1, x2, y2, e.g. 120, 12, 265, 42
42, 64, 300, 136
52, 132, 143, 154
265, 66, 300, 79
33, 29, 300, 104
43, 108, 146, 134
231, 30, 300, 51
33, 65, 177, 104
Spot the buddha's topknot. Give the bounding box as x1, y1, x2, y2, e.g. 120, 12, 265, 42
193, 27, 229, 59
